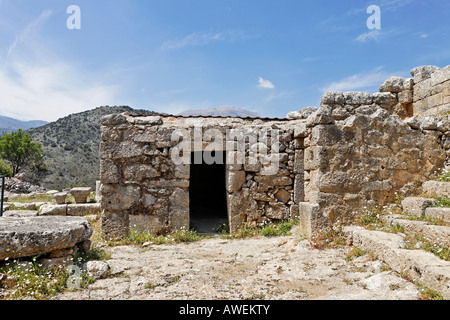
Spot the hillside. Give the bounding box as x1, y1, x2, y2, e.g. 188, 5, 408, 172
0, 115, 48, 133
27, 106, 158, 190
178, 105, 260, 117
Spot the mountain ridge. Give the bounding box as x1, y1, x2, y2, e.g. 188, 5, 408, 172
0, 115, 48, 133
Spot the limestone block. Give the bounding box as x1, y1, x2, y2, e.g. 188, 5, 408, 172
129, 116, 162, 125
101, 184, 140, 211
293, 174, 304, 204
424, 207, 450, 224
39, 204, 67, 216
310, 124, 342, 146
298, 202, 329, 238
287, 107, 318, 119
293, 122, 308, 138
2, 210, 38, 217
410, 65, 440, 83
100, 113, 128, 126
171, 188, 189, 207
84, 260, 110, 280
274, 189, 291, 204
100, 160, 120, 184
343, 91, 372, 105
321, 91, 345, 105
306, 108, 334, 127
0, 216, 92, 260
422, 180, 450, 198
123, 163, 160, 182
70, 187, 92, 204
398, 90, 413, 105
265, 202, 287, 220
379, 76, 412, 93
53, 192, 67, 205
401, 197, 435, 217
67, 203, 102, 217
101, 210, 130, 240
431, 65, 450, 86
226, 171, 246, 193
372, 92, 397, 105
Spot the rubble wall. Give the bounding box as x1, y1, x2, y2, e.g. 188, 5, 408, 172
99, 114, 307, 240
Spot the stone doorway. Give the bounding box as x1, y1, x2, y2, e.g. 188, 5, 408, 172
189, 151, 228, 234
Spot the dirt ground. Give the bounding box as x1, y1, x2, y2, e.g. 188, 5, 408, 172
55, 226, 420, 300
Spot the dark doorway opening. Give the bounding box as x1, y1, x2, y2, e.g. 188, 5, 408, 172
189, 151, 228, 234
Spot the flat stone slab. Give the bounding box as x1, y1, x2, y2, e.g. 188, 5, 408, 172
2, 210, 38, 218
0, 216, 92, 260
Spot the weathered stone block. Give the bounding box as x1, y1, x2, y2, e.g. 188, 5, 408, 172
101, 184, 140, 211
67, 203, 102, 217
401, 197, 435, 217
123, 163, 160, 182
398, 90, 413, 104
226, 171, 246, 193
265, 202, 287, 220
343, 91, 372, 105
379, 76, 412, 93
274, 189, 291, 204
422, 180, 450, 198
101, 211, 130, 240
411, 65, 440, 83
70, 187, 92, 204
53, 192, 67, 205
0, 216, 92, 260
424, 207, 450, 224
298, 202, 329, 238
39, 204, 68, 216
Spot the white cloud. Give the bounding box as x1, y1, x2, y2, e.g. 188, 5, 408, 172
159, 30, 245, 51
321, 66, 404, 92
0, 10, 119, 121
355, 30, 381, 43
258, 77, 275, 89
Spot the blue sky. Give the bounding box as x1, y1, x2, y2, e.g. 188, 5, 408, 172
0, 0, 449, 121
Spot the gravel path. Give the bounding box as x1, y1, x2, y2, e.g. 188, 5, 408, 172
55, 227, 420, 300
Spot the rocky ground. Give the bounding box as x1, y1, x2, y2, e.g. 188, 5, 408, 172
55, 226, 420, 300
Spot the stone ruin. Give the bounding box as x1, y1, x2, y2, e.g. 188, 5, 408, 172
99, 65, 450, 240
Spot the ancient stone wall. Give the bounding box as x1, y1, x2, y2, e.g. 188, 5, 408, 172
100, 64, 450, 240
298, 65, 450, 237
99, 114, 307, 240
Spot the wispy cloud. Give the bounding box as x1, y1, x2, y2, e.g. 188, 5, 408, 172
0, 10, 118, 121
321, 66, 405, 92
159, 30, 246, 51
258, 77, 275, 89
355, 30, 381, 43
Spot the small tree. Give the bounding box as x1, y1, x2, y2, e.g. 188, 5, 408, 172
0, 129, 43, 177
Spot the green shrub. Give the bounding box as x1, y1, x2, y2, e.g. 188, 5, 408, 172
0, 159, 13, 177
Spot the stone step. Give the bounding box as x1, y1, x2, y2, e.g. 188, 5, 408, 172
383, 215, 450, 248
343, 226, 450, 299
425, 207, 450, 224
422, 180, 450, 198
401, 197, 435, 217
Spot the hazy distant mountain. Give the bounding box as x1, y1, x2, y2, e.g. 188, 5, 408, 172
178, 106, 260, 117
0, 115, 48, 133
27, 106, 158, 190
